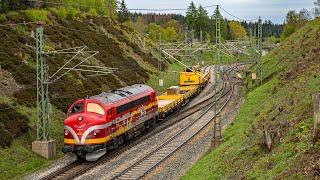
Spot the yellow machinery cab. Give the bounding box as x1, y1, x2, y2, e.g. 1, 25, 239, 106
179, 66, 203, 86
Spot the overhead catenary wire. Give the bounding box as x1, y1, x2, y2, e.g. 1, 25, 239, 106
218, 5, 258, 22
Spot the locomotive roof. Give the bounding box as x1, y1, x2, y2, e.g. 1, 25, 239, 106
90, 84, 153, 104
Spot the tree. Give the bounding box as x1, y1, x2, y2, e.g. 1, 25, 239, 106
281, 9, 310, 40
163, 27, 178, 42
280, 24, 295, 40
185, 2, 198, 31
228, 21, 247, 40
166, 19, 180, 33
105, 0, 117, 18
132, 16, 146, 34
299, 8, 311, 20
196, 5, 210, 38
315, 0, 320, 17
146, 23, 162, 41
118, 0, 129, 22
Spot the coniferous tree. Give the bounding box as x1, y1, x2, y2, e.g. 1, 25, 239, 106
119, 0, 129, 22
186, 2, 198, 31
196, 5, 210, 38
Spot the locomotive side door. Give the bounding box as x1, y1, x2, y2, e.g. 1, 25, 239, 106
110, 107, 116, 135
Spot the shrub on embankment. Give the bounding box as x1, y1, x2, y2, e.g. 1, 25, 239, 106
182, 18, 320, 179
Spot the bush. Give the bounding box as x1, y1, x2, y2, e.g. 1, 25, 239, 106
0, 14, 6, 22
14, 24, 27, 34
281, 24, 295, 41
67, 7, 80, 19
49, 7, 68, 20
25, 9, 49, 22
7, 11, 19, 19
0, 103, 29, 148
87, 8, 98, 17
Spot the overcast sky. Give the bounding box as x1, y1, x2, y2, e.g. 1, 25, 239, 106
125, 0, 316, 23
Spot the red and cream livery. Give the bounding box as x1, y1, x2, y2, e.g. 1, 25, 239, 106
62, 84, 158, 160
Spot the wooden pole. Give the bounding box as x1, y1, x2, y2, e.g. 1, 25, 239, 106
313, 93, 320, 143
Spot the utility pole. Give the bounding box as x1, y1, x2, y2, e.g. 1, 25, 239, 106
158, 33, 163, 94
257, 17, 263, 85
213, 5, 222, 149
32, 22, 56, 159
36, 23, 50, 141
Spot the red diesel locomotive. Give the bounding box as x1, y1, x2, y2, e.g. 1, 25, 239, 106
62, 84, 158, 161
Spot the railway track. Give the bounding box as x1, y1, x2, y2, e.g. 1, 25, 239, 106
40, 64, 239, 180
109, 65, 236, 180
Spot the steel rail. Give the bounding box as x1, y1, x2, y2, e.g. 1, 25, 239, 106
110, 65, 237, 179
41, 64, 239, 180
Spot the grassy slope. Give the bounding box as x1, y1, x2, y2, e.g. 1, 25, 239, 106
182, 19, 320, 179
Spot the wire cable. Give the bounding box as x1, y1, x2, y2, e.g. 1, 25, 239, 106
218, 5, 258, 22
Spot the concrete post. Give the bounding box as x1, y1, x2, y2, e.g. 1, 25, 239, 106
313, 93, 320, 143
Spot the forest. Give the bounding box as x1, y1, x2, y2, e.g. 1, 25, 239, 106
0, 0, 316, 44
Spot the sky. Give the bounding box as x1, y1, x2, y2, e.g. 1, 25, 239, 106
125, 0, 316, 23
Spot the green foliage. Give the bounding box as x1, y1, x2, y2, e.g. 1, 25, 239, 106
131, 17, 146, 34
228, 20, 247, 39
185, 2, 198, 31
104, 0, 117, 17
146, 23, 162, 41
66, 7, 80, 19
49, 7, 68, 20
281, 9, 311, 40
196, 5, 210, 34
0, 103, 29, 148
0, 14, 6, 22
119, 0, 129, 22
24, 9, 49, 22
163, 27, 178, 42
7, 11, 19, 18
14, 24, 27, 34
166, 19, 180, 32
267, 36, 280, 44
146, 23, 179, 43
281, 24, 295, 40
185, 3, 210, 39
87, 8, 98, 17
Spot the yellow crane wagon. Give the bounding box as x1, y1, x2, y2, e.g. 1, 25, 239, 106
157, 66, 210, 119
179, 66, 210, 87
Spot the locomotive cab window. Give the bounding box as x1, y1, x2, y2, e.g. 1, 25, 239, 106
68, 102, 84, 116
86, 103, 105, 115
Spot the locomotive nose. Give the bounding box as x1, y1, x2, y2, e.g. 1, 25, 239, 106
64, 114, 89, 145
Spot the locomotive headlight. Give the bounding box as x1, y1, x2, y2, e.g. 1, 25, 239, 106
64, 129, 69, 136
77, 116, 83, 121
93, 130, 97, 136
